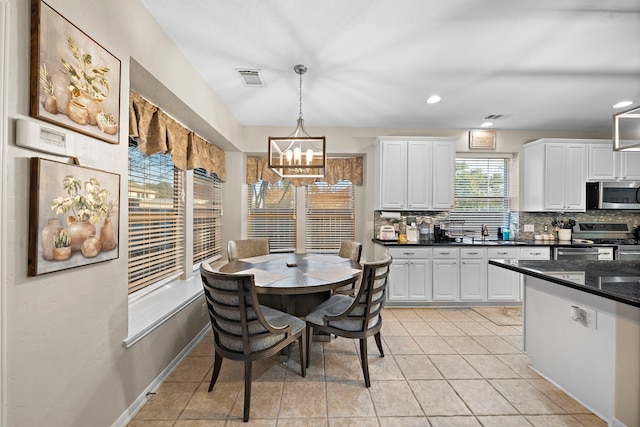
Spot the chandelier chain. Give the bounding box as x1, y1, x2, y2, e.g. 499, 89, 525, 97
298, 70, 303, 120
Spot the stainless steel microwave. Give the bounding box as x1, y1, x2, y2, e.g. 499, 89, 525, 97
586, 181, 640, 210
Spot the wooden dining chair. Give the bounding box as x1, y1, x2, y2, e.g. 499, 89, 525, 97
227, 238, 270, 261
333, 240, 363, 296
305, 254, 392, 387
200, 266, 306, 422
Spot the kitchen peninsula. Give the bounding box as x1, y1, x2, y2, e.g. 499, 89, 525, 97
490, 259, 639, 427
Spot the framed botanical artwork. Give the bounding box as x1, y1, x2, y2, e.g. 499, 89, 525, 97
469, 130, 496, 149
30, 0, 121, 144
28, 157, 120, 276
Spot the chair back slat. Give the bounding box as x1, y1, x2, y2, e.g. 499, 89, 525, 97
325, 254, 392, 331
200, 267, 292, 354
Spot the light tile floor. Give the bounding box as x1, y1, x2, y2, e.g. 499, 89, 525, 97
128, 307, 607, 426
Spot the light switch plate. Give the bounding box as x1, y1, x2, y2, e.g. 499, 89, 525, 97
524, 224, 535, 232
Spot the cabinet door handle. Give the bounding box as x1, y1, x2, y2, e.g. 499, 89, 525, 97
467, 252, 479, 255
497, 252, 508, 255
438, 251, 451, 255
403, 252, 415, 256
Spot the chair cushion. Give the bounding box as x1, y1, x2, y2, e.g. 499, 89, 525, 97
219, 305, 304, 353
261, 305, 305, 335
306, 295, 377, 332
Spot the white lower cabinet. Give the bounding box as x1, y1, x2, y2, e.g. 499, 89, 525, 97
432, 248, 459, 301
487, 246, 551, 301
387, 248, 432, 302
386, 245, 550, 305
460, 248, 488, 301
487, 248, 520, 301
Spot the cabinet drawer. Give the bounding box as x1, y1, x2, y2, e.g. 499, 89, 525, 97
432, 248, 459, 259
389, 247, 431, 259
487, 247, 518, 259
460, 248, 487, 259
519, 247, 550, 260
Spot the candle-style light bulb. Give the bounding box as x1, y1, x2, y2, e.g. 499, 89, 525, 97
293, 147, 301, 164
285, 149, 293, 163
306, 148, 314, 165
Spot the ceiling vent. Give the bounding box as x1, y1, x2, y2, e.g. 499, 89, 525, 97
484, 114, 503, 120
236, 69, 265, 87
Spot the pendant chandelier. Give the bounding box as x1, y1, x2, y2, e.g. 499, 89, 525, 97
268, 64, 326, 178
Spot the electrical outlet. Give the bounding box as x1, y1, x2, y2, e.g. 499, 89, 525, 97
524, 224, 535, 232
580, 307, 597, 329
572, 305, 597, 329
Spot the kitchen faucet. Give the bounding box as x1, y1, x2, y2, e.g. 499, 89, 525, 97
481, 224, 489, 240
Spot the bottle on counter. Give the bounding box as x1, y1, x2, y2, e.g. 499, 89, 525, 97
398, 219, 407, 244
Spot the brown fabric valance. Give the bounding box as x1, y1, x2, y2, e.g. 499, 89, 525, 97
246, 156, 363, 186
129, 90, 225, 179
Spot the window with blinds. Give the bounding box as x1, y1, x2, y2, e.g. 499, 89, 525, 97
305, 180, 355, 253
128, 139, 185, 294
193, 168, 222, 265
449, 158, 510, 236
247, 180, 296, 252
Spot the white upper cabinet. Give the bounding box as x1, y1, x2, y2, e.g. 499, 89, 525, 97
620, 151, 640, 180
524, 139, 587, 212
431, 140, 456, 209
406, 141, 431, 209
376, 140, 407, 209
375, 137, 455, 210
588, 143, 640, 181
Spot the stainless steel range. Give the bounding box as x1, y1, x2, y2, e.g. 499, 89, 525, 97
566, 222, 640, 261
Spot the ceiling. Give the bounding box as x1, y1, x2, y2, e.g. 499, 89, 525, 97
139, 0, 640, 134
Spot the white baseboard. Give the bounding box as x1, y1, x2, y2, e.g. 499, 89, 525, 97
611, 418, 628, 427
111, 324, 211, 427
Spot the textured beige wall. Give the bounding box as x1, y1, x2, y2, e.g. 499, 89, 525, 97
3, 0, 239, 425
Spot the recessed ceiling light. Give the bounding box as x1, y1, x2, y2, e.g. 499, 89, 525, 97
426, 95, 441, 104
612, 100, 633, 109
480, 122, 494, 127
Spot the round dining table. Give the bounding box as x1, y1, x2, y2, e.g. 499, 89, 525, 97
219, 252, 362, 317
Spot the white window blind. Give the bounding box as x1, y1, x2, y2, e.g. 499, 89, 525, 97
305, 181, 355, 253
128, 139, 185, 293
449, 158, 510, 237
193, 168, 222, 265
247, 180, 296, 252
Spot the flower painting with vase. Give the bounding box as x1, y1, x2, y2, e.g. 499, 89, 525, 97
30, 0, 121, 144
28, 158, 120, 276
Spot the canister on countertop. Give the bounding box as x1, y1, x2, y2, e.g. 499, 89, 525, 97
419, 221, 431, 242
433, 224, 441, 243
407, 223, 418, 242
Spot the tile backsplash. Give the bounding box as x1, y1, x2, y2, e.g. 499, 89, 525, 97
518, 211, 640, 240
374, 210, 640, 241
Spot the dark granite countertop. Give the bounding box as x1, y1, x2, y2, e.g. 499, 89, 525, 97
489, 259, 640, 308
373, 238, 637, 248
373, 238, 538, 247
